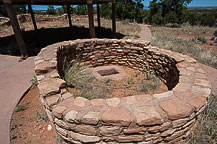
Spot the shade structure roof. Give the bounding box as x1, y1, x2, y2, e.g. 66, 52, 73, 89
0, 0, 113, 5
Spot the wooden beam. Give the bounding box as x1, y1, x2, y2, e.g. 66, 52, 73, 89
112, 0, 116, 33
87, 0, 95, 38
66, 0, 72, 28
96, 4, 101, 28
4, 2, 28, 57
28, 0, 37, 30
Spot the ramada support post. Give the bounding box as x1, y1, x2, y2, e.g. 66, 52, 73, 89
4, 0, 28, 57
112, 0, 116, 33
87, 0, 95, 38
97, 4, 101, 28
28, 0, 37, 30
66, 0, 72, 28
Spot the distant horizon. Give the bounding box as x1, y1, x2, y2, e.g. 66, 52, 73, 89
30, 0, 217, 11
31, 5, 217, 11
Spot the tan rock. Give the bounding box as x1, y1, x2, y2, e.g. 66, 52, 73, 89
99, 126, 122, 136
35, 61, 56, 75
153, 91, 174, 99
133, 105, 164, 126
194, 79, 211, 88
158, 98, 193, 120
122, 94, 153, 105
55, 78, 66, 88
102, 108, 131, 126
68, 131, 100, 143
91, 99, 105, 106
45, 95, 60, 107
173, 83, 192, 92
65, 110, 78, 123
106, 98, 120, 107
54, 118, 69, 129
56, 125, 68, 137
38, 79, 60, 96
161, 129, 176, 137
123, 127, 146, 134
61, 92, 72, 100
192, 86, 211, 97
187, 96, 207, 111
148, 122, 171, 133
74, 125, 97, 136
172, 118, 189, 128
164, 127, 188, 142
52, 105, 66, 119
74, 97, 88, 107
81, 111, 100, 125
117, 135, 144, 143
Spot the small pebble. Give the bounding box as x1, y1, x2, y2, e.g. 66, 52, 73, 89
47, 124, 52, 131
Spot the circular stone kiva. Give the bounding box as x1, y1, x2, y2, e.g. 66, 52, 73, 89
35, 39, 211, 144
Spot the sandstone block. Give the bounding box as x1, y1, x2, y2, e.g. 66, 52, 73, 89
123, 127, 146, 134
38, 80, 59, 96
52, 105, 67, 119
117, 135, 144, 143
102, 108, 131, 126
74, 125, 97, 136
81, 111, 100, 125
68, 131, 100, 143
133, 105, 164, 126
65, 110, 78, 123
106, 98, 120, 107
99, 126, 122, 136
46, 95, 60, 107
122, 94, 153, 105
187, 96, 207, 111
153, 91, 174, 99
148, 122, 171, 133
74, 97, 88, 108
90, 99, 105, 106
158, 98, 193, 120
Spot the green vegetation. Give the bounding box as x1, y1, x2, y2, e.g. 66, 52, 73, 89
187, 96, 217, 144
10, 133, 17, 141
151, 27, 217, 68
10, 122, 17, 131
35, 110, 48, 122
15, 102, 30, 112
31, 76, 38, 87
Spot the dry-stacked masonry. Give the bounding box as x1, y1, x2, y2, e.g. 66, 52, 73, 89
35, 39, 211, 144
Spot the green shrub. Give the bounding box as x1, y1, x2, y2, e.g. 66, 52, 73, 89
151, 13, 165, 25
196, 36, 207, 44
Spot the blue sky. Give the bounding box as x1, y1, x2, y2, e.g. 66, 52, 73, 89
32, 0, 217, 11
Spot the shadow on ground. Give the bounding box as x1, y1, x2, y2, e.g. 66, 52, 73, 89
0, 26, 125, 56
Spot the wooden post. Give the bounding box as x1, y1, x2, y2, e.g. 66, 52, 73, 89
4, 1, 28, 57
87, 0, 95, 38
112, 0, 116, 33
66, 0, 72, 28
28, 0, 37, 30
97, 4, 101, 28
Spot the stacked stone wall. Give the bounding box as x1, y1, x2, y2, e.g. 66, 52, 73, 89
35, 39, 211, 144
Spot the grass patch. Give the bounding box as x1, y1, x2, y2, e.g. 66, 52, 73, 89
187, 96, 217, 144
35, 110, 48, 122
15, 102, 30, 112
10, 123, 17, 131
151, 32, 217, 68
